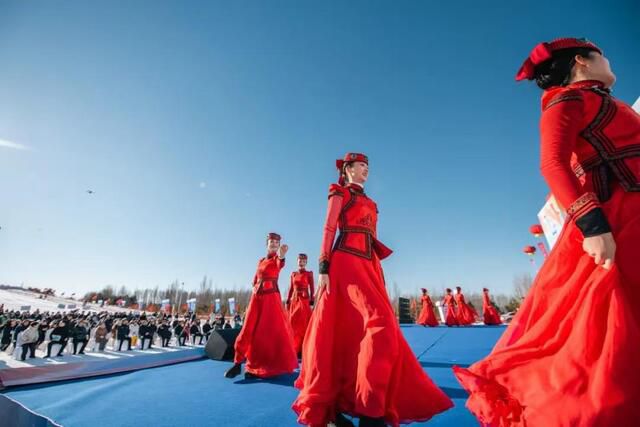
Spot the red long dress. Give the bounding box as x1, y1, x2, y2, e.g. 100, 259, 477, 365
416, 295, 439, 327
482, 291, 502, 325
293, 183, 453, 427
443, 294, 458, 326
454, 292, 476, 325
454, 80, 640, 426
287, 269, 314, 354
233, 253, 298, 377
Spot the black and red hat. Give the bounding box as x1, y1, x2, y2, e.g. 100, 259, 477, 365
267, 232, 281, 242
515, 38, 602, 81
336, 153, 368, 185
297, 253, 308, 260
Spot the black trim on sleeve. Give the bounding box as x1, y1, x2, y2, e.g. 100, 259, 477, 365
575, 207, 612, 237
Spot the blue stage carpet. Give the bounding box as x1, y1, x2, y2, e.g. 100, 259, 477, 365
0, 325, 505, 426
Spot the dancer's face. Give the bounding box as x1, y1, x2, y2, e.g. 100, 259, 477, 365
346, 161, 369, 184
575, 52, 616, 88
267, 239, 280, 254
298, 258, 307, 269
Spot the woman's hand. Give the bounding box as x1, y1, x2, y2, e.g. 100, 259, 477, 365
318, 274, 330, 295
278, 244, 288, 258
583, 232, 616, 270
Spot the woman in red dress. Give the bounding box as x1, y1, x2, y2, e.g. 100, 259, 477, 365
454, 38, 640, 426
416, 288, 439, 327
293, 153, 453, 427
287, 253, 314, 355
481, 288, 502, 326
442, 288, 458, 327
224, 233, 298, 379
454, 286, 476, 326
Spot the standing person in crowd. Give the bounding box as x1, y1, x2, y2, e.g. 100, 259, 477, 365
139, 319, 152, 349
158, 321, 171, 347
110, 320, 119, 349
1, 319, 16, 351
190, 320, 204, 345
36, 321, 48, 350
174, 321, 187, 346
19, 321, 39, 361
202, 320, 213, 342
94, 322, 109, 352
287, 253, 315, 356
13, 319, 29, 354
117, 319, 132, 351
416, 288, 439, 327
293, 153, 452, 427
224, 233, 297, 379
481, 288, 502, 325
129, 319, 139, 349
148, 320, 157, 349
46, 320, 69, 358
72, 320, 89, 355
455, 37, 640, 425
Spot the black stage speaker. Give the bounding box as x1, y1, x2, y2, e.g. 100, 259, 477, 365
205, 328, 241, 361
398, 297, 413, 324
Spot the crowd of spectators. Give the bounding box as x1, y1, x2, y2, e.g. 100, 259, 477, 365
0, 304, 242, 362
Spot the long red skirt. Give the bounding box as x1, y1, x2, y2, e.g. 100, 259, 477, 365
416, 303, 439, 327
456, 302, 476, 325
454, 188, 640, 426
234, 291, 298, 377
289, 296, 312, 354
293, 251, 453, 427
483, 303, 502, 326
445, 306, 458, 326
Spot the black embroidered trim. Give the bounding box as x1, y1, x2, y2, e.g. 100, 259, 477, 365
579, 90, 640, 198
319, 260, 329, 274
543, 93, 583, 111
575, 207, 612, 237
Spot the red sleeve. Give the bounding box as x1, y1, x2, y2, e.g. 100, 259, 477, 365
308, 272, 315, 305
319, 185, 344, 270
276, 256, 285, 270
286, 273, 294, 305
540, 92, 601, 221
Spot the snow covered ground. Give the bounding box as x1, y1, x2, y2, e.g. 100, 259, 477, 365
0, 288, 135, 314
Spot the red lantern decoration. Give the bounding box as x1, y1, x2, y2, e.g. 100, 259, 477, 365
523, 245, 537, 256
530, 224, 544, 238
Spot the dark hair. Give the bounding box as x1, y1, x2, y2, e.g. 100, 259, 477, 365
534, 48, 596, 89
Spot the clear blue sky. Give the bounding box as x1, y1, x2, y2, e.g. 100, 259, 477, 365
1, 1, 638, 297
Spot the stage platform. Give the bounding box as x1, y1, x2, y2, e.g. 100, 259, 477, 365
0, 325, 505, 427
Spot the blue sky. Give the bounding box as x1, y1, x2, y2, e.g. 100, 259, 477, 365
1, 1, 638, 297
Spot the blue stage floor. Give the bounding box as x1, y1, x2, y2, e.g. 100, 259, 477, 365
0, 325, 505, 427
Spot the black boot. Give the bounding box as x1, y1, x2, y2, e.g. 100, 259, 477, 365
224, 363, 242, 378
359, 416, 386, 427
335, 413, 356, 427
244, 371, 260, 380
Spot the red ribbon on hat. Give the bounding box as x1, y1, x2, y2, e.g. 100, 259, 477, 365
515, 42, 553, 81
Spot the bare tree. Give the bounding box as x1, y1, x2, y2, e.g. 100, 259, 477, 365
513, 273, 534, 300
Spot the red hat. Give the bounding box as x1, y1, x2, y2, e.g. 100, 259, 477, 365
336, 153, 368, 185
515, 38, 602, 81
297, 253, 308, 259
267, 232, 281, 242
